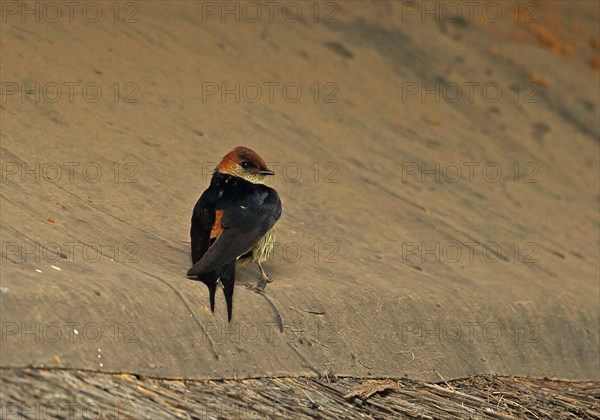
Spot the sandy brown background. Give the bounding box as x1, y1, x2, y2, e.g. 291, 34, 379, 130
1, 1, 598, 382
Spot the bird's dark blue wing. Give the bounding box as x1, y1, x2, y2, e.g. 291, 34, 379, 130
190, 187, 217, 265
187, 179, 281, 277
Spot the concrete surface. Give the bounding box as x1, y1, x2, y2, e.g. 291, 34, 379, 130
1, 1, 598, 381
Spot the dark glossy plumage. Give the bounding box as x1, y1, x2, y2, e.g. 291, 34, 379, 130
187, 172, 282, 321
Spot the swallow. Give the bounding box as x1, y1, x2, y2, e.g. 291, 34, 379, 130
186, 146, 282, 321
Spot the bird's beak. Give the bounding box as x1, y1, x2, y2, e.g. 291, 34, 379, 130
259, 169, 275, 176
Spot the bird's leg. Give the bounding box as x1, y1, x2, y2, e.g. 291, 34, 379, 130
258, 262, 273, 283
250, 262, 271, 293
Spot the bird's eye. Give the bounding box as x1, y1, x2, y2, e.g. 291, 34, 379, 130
241, 162, 251, 169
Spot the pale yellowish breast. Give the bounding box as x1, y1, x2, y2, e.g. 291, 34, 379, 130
247, 227, 276, 264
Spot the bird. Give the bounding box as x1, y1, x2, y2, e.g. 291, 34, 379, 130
187, 146, 282, 321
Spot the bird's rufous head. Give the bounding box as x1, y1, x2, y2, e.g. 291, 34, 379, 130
216, 146, 274, 184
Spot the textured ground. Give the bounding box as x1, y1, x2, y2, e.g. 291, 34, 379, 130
1, 368, 598, 419
1, 0, 599, 418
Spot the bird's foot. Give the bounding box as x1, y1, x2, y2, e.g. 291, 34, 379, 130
255, 262, 273, 285
246, 274, 271, 293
